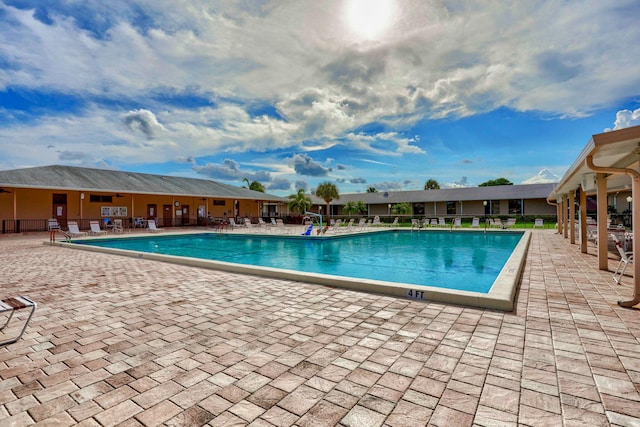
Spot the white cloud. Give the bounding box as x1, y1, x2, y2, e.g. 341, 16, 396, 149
521, 168, 560, 184
444, 176, 469, 188
608, 108, 640, 131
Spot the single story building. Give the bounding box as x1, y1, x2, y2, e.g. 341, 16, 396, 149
0, 165, 286, 233
310, 183, 557, 220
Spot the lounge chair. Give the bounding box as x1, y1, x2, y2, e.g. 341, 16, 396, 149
452, 218, 461, 228
147, 219, 165, 232
112, 219, 124, 233
372, 216, 381, 226
438, 218, 447, 227
411, 219, 421, 230
534, 218, 544, 229
0, 296, 37, 347
388, 217, 399, 227
67, 221, 87, 237
611, 234, 633, 284
471, 218, 480, 228
430, 218, 438, 227
89, 220, 108, 235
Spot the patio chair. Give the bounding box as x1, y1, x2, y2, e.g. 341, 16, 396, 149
0, 296, 37, 347
611, 234, 633, 284
534, 218, 544, 228
388, 217, 399, 227
147, 219, 165, 232
438, 218, 447, 227
471, 218, 480, 228
452, 218, 461, 228
89, 220, 108, 235
67, 221, 87, 237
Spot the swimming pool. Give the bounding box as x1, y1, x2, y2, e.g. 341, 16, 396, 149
63, 229, 530, 310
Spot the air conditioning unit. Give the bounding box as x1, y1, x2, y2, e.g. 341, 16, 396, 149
581, 173, 596, 192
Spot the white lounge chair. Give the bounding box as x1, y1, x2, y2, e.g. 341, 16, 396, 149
388, 217, 399, 227
452, 218, 461, 228
67, 221, 87, 237
534, 218, 544, 229
112, 219, 124, 233
372, 216, 381, 226
147, 219, 165, 232
471, 217, 480, 228
438, 218, 447, 227
89, 220, 107, 235
611, 234, 633, 284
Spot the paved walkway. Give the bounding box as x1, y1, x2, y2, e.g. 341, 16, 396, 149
0, 230, 639, 426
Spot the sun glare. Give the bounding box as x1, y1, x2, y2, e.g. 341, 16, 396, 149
345, 0, 395, 40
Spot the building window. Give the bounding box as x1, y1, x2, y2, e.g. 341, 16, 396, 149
89, 195, 113, 203
413, 203, 425, 215
508, 199, 522, 215
486, 200, 500, 215
213, 200, 226, 206
446, 201, 456, 215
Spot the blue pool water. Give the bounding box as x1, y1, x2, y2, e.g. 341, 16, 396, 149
74, 230, 523, 293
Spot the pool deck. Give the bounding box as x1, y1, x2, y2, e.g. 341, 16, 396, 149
1, 228, 639, 426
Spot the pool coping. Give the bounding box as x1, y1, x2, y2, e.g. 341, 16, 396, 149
51, 229, 531, 311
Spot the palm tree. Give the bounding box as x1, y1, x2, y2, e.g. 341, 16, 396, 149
392, 202, 412, 215
314, 182, 339, 224
343, 200, 366, 216
243, 178, 265, 192
287, 189, 312, 216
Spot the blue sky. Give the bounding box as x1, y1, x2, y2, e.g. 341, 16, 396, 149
1, 1, 639, 196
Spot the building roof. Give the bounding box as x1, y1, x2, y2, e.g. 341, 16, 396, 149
0, 165, 286, 202
310, 183, 556, 205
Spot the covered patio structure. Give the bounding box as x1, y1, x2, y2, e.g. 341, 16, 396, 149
548, 125, 640, 308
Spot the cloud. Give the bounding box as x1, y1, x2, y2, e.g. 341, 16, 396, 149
349, 177, 366, 184
289, 153, 331, 176
266, 177, 291, 191
444, 176, 469, 188
373, 181, 403, 191
193, 158, 271, 182
521, 168, 559, 184
294, 180, 309, 191
122, 109, 166, 139
608, 108, 640, 131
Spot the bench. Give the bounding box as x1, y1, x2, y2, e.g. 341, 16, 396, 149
0, 296, 37, 347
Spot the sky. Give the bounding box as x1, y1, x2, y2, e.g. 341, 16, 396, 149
1, 0, 640, 196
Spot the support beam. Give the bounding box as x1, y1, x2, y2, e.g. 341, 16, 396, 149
580, 188, 587, 253
569, 191, 576, 245
596, 173, 608, 270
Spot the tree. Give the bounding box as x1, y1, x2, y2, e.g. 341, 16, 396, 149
242, 178, 265, 193
314, 182, 340, 224
366, 186, 378, 193
343, 200, 366, 216
287, 189, 312, 215
479, 178, 513, 187
424, 179, 440, 190
391, 202, 412, 215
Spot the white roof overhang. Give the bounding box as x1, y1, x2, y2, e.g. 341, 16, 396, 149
548, 125, 640, 202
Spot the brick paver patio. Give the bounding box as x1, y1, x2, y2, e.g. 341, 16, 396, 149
1, 229, 639, 426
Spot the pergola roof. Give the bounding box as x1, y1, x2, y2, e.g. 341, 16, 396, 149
0, 165, 286, 202
548, 125, 640, 202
